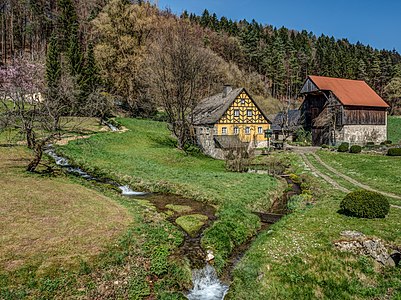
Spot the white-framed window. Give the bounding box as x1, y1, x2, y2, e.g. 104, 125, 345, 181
240, 99, 245, 105
247, 110, 253, 117
245, 127, 251, 135
234, 109, 240, 117
234, 127, 239, 135
222, 127, 227, 135
258, 127, 263, 134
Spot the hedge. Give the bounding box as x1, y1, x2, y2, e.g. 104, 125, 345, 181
340, 190, 390, 218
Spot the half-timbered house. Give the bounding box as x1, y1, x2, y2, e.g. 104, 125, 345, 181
193, 86, 271, 159
300, 75, 389, 146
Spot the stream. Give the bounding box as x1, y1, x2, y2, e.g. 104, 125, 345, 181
46, 124, 299, 300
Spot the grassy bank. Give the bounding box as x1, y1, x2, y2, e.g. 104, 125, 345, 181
59, 118, 280, 270
388, 116, 401, 144
229, 153, 401, 299
0, 146, 190, 299
316, 150, 401, 201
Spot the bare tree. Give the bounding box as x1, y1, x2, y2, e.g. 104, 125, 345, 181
147, 20, 220, 149
275, 99, 300, 142
0, 59, 82, 172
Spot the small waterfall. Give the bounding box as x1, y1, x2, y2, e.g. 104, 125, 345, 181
102, 120, 119, 132
45, 147, 147, 196
187, 264, 229, 300
118, 185, 148, 196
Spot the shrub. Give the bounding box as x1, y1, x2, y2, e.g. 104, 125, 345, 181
349, 145, 362, 153
385, 140, 392, 145
387, 148, 401, 156
338, 142, 349, 152
365, 141, 375, 147
340, 190, 390, 218
321, 144, 329, 149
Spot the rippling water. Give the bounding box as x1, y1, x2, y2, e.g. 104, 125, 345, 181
187, 264, 229, 300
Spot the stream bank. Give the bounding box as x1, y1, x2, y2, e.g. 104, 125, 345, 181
45, 124, 301, 299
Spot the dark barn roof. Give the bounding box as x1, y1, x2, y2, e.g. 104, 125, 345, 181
193, 87, 271, 125
302, 75, 389, 108
270, 110, 301, 131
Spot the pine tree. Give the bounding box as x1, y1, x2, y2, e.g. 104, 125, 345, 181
357, 59, 369, 82
67, 27, 83, 77
81, 43, 99, 95
77, 43, 100, 109
57, 0, 78, 52
46, 34, 61, 91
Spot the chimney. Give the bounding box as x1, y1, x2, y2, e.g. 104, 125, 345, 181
223, 85, 232, 98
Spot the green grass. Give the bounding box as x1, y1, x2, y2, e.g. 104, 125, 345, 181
59, 118, 280, 271
388, 116, 401, 144
229, 155, 401, 300
316, 150, 401, 204
305, 153, 357, 192
0, 147, 190, 299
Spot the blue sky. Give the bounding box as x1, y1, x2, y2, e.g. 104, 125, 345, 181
157, 0, 401, 52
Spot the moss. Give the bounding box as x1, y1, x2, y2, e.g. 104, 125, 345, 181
165, 204, 193, 213
175, 214, 208, 237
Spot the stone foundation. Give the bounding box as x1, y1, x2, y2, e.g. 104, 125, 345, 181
195, 126, 225, 160
335, 125, 387, 145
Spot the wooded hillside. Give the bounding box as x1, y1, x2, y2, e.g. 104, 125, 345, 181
1, 1, 400, 114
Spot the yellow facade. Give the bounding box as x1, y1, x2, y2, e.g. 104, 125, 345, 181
214, 91, 270, 143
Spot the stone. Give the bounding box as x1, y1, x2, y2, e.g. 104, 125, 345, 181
206, 250, 215, 262
335, 233, 397, 267
340, 230, 364, 239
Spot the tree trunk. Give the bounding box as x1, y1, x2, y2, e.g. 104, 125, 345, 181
26, 143, 43, 172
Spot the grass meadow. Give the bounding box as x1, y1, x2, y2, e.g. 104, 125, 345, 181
229, 153, 401, 299
316, 150, 401, 203
60, 118, 280, 270
388, 116, 401, 144
0, 133, 190, 299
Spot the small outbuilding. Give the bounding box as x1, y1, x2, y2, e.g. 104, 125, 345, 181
269, 109, 302, 142
300, 75, 389, 146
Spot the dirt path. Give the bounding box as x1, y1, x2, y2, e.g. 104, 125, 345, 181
311, 153, 401, 202
299, 151, 401, 209
300, 153, 350, 193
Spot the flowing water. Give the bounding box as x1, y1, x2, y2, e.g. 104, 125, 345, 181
45, 124, 298, 300
187, 264, 229, 300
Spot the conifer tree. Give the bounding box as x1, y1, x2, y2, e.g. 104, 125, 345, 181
57, 0, 78, 52
46, 34, 61, 91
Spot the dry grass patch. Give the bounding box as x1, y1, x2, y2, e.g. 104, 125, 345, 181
0, 147, 132, 272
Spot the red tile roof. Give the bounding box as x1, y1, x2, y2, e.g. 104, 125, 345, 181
308, 75, 389, 108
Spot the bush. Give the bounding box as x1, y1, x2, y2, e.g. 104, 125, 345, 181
338, 142, 349, 152
321, 144, 329, 149
365, 141, 375, 147
387, 148, 401, 156
385, 140, 392, 145
340, 190, 390, 218
349, 145, 362, 153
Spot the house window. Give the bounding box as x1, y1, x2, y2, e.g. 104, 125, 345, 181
222, 127, 227, 135
240, 99, 245, 105
247, 110, 253, 117
234, 127, 239, 135
234, 109, 240, 117
258, 127, 263, 134
245, 127, 251, 135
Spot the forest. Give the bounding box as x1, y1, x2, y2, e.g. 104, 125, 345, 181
1, 0, 401, 115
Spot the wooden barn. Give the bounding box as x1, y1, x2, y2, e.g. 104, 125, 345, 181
300, 75, 389, 146
193, 86, 271, 159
